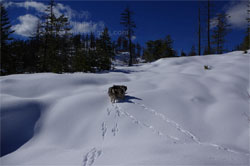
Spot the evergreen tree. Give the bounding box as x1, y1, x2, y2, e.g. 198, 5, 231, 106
120, 6, 136, 66
143, 40, 156, 62
85, 34, 89, 49
40, 0, 71, 73
96, 27, 114, 70
207, 0, 211, 54
31, 20, 44, 72
241, 1, 250, 51
136, 43, 141, 58
122, 37, 128, 51
72, 34, 88, 72
1, 3, 14, 75
211, 13, 230, 54
41, 0, 57, 72
117, 36, 123, 50
188, 45, 197, 56
164, 35, 176, 57
203, 0, 216, 55
90, 32, 96, 49
143, 35, 176, 62
181, 50, 187, 56
198, 1, 201, 55
0, 4, 14, 46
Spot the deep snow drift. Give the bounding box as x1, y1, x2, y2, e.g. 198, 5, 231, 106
0, 51, 249, 166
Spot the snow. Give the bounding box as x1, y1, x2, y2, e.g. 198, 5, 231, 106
113, 51, 130, 66
1, 51, 250, 166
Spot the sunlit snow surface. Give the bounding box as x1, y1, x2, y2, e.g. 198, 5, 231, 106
1, 51, 249, 166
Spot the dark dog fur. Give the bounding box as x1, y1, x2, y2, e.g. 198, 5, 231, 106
108, 85, 127, 103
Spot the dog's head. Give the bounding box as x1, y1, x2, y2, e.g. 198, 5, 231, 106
120, 85, 127, 92
109, 85, 127, 94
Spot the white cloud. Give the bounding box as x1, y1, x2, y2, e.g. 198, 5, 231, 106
71, 21, 105, 34
5, 1, 90, 20
7, 1, 104, 36
12, 14, 39, 37
225, 1, 248, 29
210, 17, 218, 29
8, 1, 47, 13
132, 36, 136, 41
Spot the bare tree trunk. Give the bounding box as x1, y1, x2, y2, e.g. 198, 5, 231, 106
128, 28, 132, 66
207, 0, 211, 54
198, 3, 201, 55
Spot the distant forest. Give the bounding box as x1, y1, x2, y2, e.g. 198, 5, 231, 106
1, 0, 249, 75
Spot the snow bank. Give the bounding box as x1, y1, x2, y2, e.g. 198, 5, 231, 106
0, 51, 249, 165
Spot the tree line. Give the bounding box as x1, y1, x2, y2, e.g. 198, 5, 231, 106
1, 0, 116, 75
198, 0, 249, 55
1, 0, 249, 75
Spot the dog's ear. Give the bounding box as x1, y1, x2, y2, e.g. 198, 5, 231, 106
123, 86, 127, 91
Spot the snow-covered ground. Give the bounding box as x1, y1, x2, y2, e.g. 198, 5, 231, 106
0, 51, 250, 166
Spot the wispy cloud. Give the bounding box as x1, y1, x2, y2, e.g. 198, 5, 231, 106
225, 1, 248, 29
4, 1, 47, 13
209, 1, 247, 30
12, 14, 39, 37
132, 36, 136, 41
71, 21, 105, 34
6, 1, 103, 37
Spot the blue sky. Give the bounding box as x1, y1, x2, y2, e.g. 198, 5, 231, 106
4, 0, 248, 54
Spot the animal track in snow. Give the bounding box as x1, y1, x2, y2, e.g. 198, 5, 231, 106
115, 104, 180, 142
101, 122, 107, 140
133, 102, 200, 143
133, 102, 250, 156
106, 108, 111, 116
111, 123, 119, 136
83, 148, 102, 166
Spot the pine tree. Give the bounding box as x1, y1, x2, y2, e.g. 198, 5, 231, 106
96, 27, 114, 70
164, 35, 176, 57
241, 1, 250, 51
41, 0, 57, 72
188, 45, 197, 56
203, 0, 216, 55
181, 50, 187, 56
211, 13, 230, 54
136, 43, 141, 58
39, 0, 71, 73
1, 3, 14, 75
90, 32, 96, 49
207, 0, 211, 54
198, 1, 201, 55
143, 35, 176, 62
122, 37, 128, 51
72, 34, 88, 72
85, 34, 89, 49
117, 36, 123, 50
120, 6, 136, 66
0, 4, 14, 46
30, 20, 43, 72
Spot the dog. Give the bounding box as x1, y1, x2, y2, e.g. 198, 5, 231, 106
108, 85, 127, 103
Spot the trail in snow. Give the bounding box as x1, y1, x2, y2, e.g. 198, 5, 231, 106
133, 101, 200, 143
83, 148, 102, 166
82, 99, 249, 166
82, 103, 122, 166
114, 104, 180, 142
131, 101, 250, 156
112, 104, 120, 136
101, 122, 107, 140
